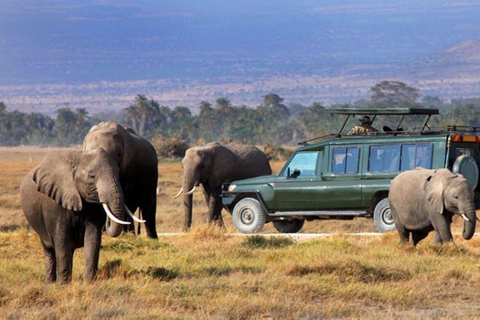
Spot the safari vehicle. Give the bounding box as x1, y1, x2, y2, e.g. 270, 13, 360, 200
221, 107, 480, 234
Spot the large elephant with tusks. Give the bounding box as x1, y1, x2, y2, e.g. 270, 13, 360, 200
83, 121, 158, 239
174, 141, 272, 231
21, 149, 135, 283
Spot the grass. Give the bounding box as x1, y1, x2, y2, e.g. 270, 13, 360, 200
2, 147, 480, 318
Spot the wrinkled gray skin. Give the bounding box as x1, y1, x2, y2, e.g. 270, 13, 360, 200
20, 149, 127, 283
178, 141, 272, 231
389, 168, 476, 246
84, 121, 158, 239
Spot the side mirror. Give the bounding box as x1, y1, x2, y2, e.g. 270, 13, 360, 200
291, 168, 301, 178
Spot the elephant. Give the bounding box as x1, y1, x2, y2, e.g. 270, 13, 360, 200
389, 168, 477, 246
20, 149, 140, 283
174, 141, 272, 231
83, 121, 158, 239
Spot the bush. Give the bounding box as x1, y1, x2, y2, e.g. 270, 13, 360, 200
263, 143, 294, 161
151, 135, 190, 159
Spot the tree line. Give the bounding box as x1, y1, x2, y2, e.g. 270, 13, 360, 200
2, 81, 480, 147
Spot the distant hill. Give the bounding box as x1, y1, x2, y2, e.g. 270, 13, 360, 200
423, 39, 480, 65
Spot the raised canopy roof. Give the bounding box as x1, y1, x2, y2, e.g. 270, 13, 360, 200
325, 107, 439, 115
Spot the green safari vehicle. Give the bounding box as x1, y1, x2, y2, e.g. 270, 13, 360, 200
221, 108, 480, 234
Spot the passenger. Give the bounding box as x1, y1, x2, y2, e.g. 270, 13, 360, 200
348, 116, 378, 135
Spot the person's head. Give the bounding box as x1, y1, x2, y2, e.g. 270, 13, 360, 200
359, 116, 372, 125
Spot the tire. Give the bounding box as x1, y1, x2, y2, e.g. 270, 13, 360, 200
373, 198, 395, 232
273, 219, 304, 233
232, 198, 266, 234
452, 155, 479, 189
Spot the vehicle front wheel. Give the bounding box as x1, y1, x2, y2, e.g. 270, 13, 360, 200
232, 198, 266, 234
273, 219, 304, 233
373, 198, 395, 232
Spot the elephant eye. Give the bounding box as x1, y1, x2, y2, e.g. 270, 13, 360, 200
454, 195, 459, 199
89, 174, 96, 179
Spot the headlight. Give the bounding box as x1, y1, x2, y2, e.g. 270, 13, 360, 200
228, 184, 237, 192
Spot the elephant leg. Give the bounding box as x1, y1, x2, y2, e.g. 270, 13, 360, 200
123, 213, 135, 234
41, 242, 56, 282
392, 212, 409, 245
208, 192, 224, 228
140, 197, 158, 239
433, 218, 454, 243
83, 221, 102, 282
55, 243, 75, 283
202, 187, 210, 206
433, 230, 443, 244
396, 228, 410, 245
411, 231, 429, 246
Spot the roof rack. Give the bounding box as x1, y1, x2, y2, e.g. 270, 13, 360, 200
326, 107, 439, 115
445, 125, 480, 133
298, 134, 337, 146
297, 107, 442, 145
327, 107, 439, 137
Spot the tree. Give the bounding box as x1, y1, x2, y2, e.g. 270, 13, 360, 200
370, 81, 419, 108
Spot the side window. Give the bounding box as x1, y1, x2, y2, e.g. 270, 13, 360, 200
283, 152, 318, 176
401, 143, 432, 170
332, 147, 359, 175
369, 145, 401, 172
415, 144, 432, 168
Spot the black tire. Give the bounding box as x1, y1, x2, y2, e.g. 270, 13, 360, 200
273, 219, 304, 233
232, 198, 266, 234
373, 198, 395, 232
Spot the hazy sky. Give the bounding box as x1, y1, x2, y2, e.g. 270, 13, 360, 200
2, 0, 480, 84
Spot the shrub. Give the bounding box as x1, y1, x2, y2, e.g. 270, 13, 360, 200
151, 135, 190, 159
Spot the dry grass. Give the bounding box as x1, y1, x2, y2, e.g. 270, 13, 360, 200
2, 147, 480, 318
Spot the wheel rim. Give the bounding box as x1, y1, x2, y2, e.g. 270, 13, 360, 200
240, 208, 255, 225
381, 207, 394, 226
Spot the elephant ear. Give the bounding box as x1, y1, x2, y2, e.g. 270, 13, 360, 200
425, 171, 444, 214
33, 151, 83, 211
209, 143, 237, 186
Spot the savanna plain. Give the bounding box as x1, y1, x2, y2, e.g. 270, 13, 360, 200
2, 147, 480, 318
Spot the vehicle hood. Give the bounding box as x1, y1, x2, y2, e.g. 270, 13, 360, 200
230, 175, 277, 186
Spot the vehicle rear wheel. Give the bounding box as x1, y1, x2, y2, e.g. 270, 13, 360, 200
452, 155, 479, 189
273, 219, 304, 233
373, 198, 395, 232
232, 198, 266, 234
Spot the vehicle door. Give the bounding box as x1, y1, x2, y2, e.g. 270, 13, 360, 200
273, 151, 321, 211
318, 145, 363, 209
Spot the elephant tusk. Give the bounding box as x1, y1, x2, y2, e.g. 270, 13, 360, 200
102, 203, 131, 225
125, 205, 146, 223
184, 186, 197, 195
461, 213, 470, 222
173, 188, 184, 199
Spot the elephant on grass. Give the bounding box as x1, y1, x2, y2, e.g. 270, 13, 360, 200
20, 149, 138, 283
83, 121, 158, 239
174, 141, 272, 231
389, 168, 476, 246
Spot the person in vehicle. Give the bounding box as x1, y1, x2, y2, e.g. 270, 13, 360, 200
348, 116, 378, 135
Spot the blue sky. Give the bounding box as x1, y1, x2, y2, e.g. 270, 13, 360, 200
2, 0, 480, 84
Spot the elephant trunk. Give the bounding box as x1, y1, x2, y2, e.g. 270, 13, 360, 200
462, 206, 476, 240
97, 175, 127, 237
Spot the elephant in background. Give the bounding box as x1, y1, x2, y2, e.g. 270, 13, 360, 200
389, 168, 477, 246
175, 141, 272, 231
21, 149, 137, 283
83, 121, 158, 239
